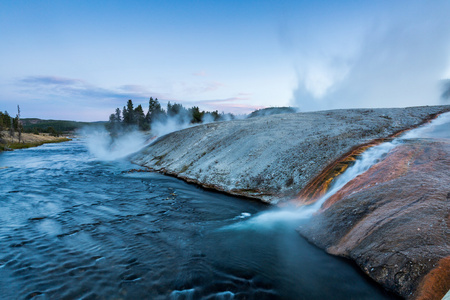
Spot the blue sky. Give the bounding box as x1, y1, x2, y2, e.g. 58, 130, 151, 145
1, 0, 449, 121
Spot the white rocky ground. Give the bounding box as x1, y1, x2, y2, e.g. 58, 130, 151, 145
132, 105, 450, 204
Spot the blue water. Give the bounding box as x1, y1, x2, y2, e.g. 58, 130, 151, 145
0, 139, 398, 299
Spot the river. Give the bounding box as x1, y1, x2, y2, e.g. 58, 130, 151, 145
0, 138, 399, 299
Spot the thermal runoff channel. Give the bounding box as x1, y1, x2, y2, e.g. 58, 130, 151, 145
244, 111, 450, 225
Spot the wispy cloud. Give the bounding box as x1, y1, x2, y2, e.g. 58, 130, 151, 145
14, 75, 259, 120
119, 84, 152, 95
174, 80, 225, 96
21, 76, 83, 86
203, 81, 225, 92
18, 75, 164, 104
13, 75, 169, 120
192, 70, 207, 77
189, 94, 263, 114
196, 95, 252, 106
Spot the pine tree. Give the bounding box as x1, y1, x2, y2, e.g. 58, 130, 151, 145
122, 106, 128, 124
134, 104, 147, 130
189, 106, 203, 123
146, 97, 166, 126
115, 108, 121, 123
124, 99, 135, 125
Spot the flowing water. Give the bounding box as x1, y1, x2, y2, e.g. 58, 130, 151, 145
249, 111, 450, 224
0, 138, 399, 299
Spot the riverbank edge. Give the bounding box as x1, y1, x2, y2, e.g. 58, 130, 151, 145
0, 133, 71, 151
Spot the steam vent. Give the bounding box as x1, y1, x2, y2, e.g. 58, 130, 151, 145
133, 105, 450, 299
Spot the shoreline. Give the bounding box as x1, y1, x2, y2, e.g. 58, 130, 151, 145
0, 131, 71, 151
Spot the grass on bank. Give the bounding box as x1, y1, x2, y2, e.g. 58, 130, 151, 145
0, 138, 71, 151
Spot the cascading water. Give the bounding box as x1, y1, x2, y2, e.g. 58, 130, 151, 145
231, 111, 450, 227
400, 111, 450, 140
224, 141, 398, 229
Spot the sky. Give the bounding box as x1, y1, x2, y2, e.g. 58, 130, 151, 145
1, 0, 450, 121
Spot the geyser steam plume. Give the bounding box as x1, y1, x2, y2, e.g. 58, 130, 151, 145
287, 1, 450, 111
81, 110, 224, 161
80, 126, 148, 161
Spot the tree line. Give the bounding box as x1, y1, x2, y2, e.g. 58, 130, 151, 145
107, 97, 235, 133
0, 106, 24, 141
0, 110, 22, 133
0, 107, 64, 140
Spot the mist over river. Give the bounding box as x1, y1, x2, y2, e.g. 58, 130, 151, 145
0, 139, 398, 299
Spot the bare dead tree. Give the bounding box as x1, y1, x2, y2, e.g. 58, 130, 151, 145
17, 105, 22, 143
9, 117, 14, 142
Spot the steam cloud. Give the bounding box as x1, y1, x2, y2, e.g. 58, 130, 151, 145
442, 80, 450, 102
81, 111, 234, 161
287, 1, 450, 111
80, 126, 148, 161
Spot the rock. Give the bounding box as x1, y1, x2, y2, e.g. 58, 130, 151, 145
132, 105, 450, 298
417, 256, 450, 300
298, 140, 450, 299
132, 105, 450, 204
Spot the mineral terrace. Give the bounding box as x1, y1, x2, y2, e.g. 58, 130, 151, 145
132, 105, 450, 299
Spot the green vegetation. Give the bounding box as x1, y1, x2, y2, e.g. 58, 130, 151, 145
107, 97, 235, 134
0, 108, 23, 140
180, 164, 190, 173
154, 153, 169, 166
4, 138, 71, 150
21, 119, 93, 136
1, 107, 73, 152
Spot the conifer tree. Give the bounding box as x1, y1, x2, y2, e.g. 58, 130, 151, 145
124, 99, 135, 125
134, 104, 147, 130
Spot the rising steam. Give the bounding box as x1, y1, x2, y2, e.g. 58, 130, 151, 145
80, 126, 148, 161
81, 112, 221, 161
286, 1, 450, 110
441, 80, 450, 102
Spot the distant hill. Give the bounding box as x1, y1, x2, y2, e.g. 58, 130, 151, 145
247, 107, 298, 118
21, 118, 105, 133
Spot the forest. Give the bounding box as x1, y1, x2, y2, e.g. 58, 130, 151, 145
107, 97, 235, 134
